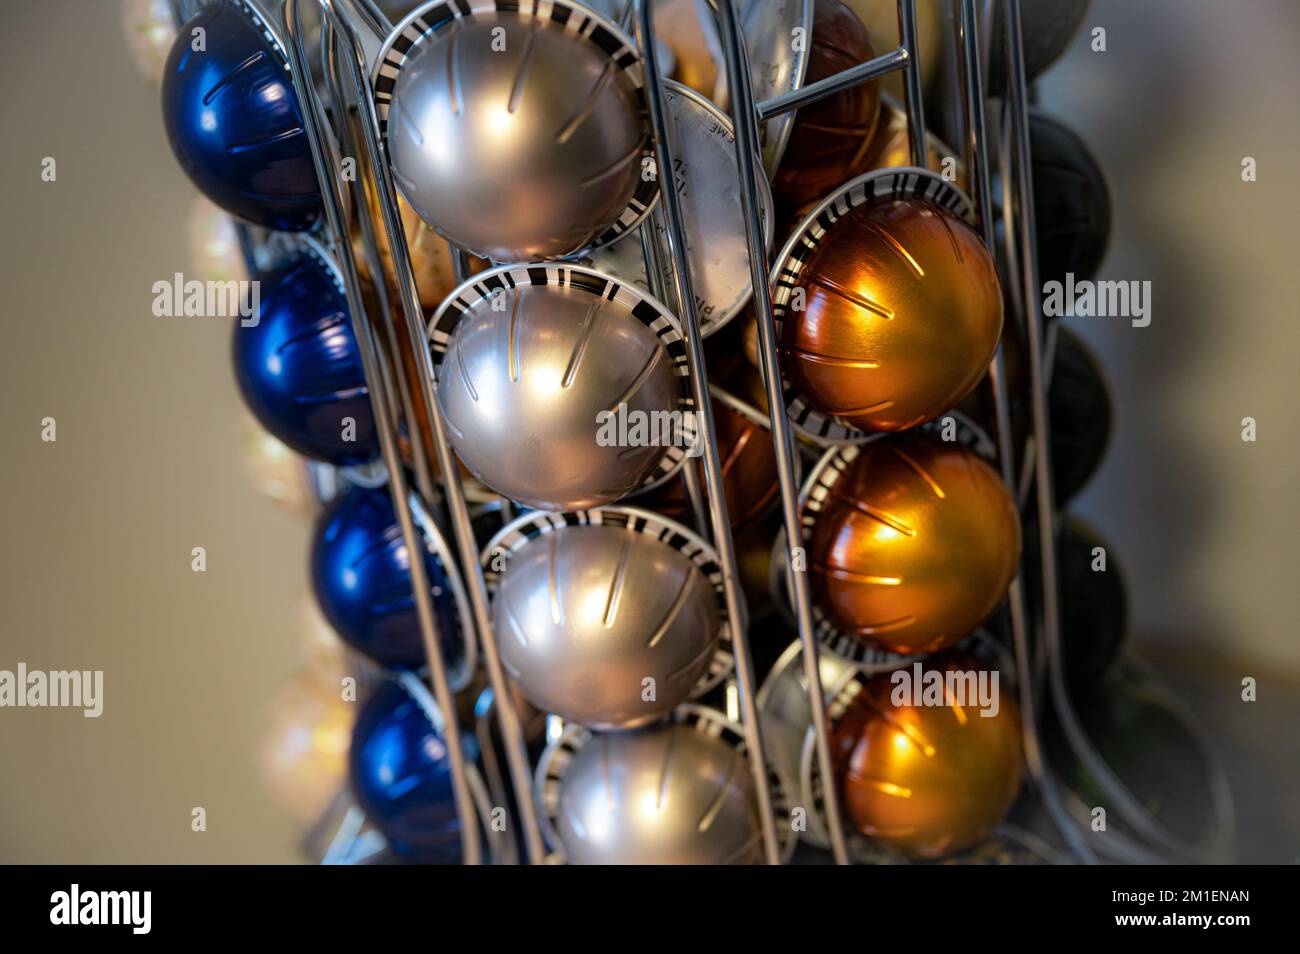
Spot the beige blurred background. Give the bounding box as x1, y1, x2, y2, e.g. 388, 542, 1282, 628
1, 0, 306, 862
0, 0, 1296, 862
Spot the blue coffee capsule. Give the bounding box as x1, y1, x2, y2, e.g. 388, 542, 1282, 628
349, 679, 465, 864
312, 486, 465, 675
161, 0, 322, 231
232, 242, 378, 465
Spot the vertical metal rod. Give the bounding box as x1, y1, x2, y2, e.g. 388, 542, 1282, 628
306, 0, 547, 863
452, 249, 475, 285
957, 0, 1093, 863
323, 21, 440, 508
713, 0, 850, 864
637, 209, 713, 537
996, 105, 1026, 327
1004, 0, 1190, 862
637, 211, 670, 299
281, 0, 482, 865
678, 449, 714, 538
346, 0, 392, 36
897, 0, 928, 165
635, 0, 782, 866
472, 690, 520, 865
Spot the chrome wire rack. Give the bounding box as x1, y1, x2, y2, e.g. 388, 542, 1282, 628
169, 0, 1234, 865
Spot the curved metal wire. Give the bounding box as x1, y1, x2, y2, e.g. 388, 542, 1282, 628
172, 0, 1231, 868
633, 0, 783, 865
291, 0, 548, 863
955, 0, 1095, 864
1002, 0, 1218, 864
279, 0, 484, 864
708, 0, 856, 864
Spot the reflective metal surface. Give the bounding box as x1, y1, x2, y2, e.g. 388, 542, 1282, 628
755, 639, 857, 817
807, 433, 1021, 656
713, 0, 852, 862
595, 0, 812, 175
282, 0, 486, 863
493, 523, 720, 728
777, 170, 1003, 436
842, 0, 941, 100
580, 0, 708, 92
989, 0, 1091, 94
556, 720, 765, 864
735, 0, 813, 174
1020, 109, 1113, 288
958, 0, 1092, 861
862, 99, 958, 185
373, 0, 655, 261
587, 81, 773, 337
769, 415, 994, 666
770, 0, 880, 215
633, 1, 786, 863
641, 392, 778, 526
431, 264, 690, 511
831, 654, 1024, 860
354, 192, 459, 314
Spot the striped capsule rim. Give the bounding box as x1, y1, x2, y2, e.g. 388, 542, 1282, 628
371, 0, 659, 254
430, 262, 696, 492
582, 79, 776, 339
533, 704, 798, 864
767, 412, 994, 668
768, 166, 980, 446
481, 505, 735, 697
290, 234, 348, 296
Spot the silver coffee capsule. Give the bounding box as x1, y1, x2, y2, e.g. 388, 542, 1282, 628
705, 0, 812, 174
585, 81, 773, 337
559, 722, 761, 863
755, 639, 858, 812
482, 506, 737, 727
537, 708, 779, 864
430, 264, 693, 511
373, 0, 657, 261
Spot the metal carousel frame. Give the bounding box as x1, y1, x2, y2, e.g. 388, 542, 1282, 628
166, 0, 1234, 866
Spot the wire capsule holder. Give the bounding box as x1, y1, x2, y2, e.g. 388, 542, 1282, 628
166, 0, 1233, 865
